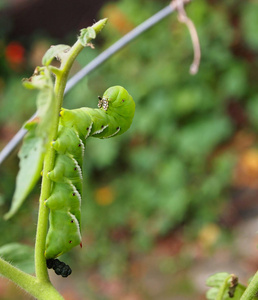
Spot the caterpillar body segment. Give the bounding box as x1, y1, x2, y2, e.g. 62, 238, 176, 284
45, 210, 81, 259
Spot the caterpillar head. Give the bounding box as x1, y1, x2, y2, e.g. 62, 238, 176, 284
99, 86, 135, 135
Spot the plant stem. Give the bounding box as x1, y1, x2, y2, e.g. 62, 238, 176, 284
34, 18, 108, 287
214, 274, 232, 300
241, 271, 258, 300
34, 40, 84, 282
0, 257, 63, 300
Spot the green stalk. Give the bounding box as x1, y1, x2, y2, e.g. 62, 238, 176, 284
34, 17, 108, 290
34, 36, 85, 283
241, 271, 258, 300
215, 274, 232, 300
0, 19, 107, 299
0, 258, 63, 300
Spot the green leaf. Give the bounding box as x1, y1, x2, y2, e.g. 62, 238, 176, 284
36, 84, 55, 140
78, 27, 96, 47
176, 116, 233, 160
22, 73, 48, 90
206, 286, 244, 300
241, 3, 258, 50
247, 94, 258, 130
23, 67, 56, 141
206, 287, 219, 300
78, 19, 107, 47
206, 273, 245, 300
0, 243, 34, 274
206, 272, 230, 287
42, 44, 71, 66
4, 129, 45, 219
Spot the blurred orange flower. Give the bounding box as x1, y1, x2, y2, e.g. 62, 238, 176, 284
233, 149, 258, 188
95, 186, 115, 206
102, 4, 134, 35
5, 41, 25, 65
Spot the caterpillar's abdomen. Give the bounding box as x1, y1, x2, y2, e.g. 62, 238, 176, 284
45, 183, 81, 222
48, 154, 83, 190
45, 210, 81, 259
52, 126, 85, 164
45, 127, 84, 259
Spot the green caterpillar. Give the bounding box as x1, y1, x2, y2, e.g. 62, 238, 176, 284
44, 86, 135, 260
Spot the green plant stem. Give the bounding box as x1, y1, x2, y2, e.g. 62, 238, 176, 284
34, 39, 85, 283
34, 18, 108, 291
241, 271, 258, 300
215, 275, 232, 300
0, 257, 63, 300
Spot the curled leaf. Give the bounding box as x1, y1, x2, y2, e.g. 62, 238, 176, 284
78, 27, 96, 47
78, 18, 108, 47
42, 44, 71, 66
22, 73, 47, 90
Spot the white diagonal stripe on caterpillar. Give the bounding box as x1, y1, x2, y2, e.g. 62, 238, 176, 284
70, 156, 83, 181
85, 121, 93, 139
68, 181, 82, 203
103, 127, 120, 139
91, 124, 108, 136
75, 131, 85, 158
68, 212, 82, 238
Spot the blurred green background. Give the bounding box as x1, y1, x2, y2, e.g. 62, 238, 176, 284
1, 0, 258, 299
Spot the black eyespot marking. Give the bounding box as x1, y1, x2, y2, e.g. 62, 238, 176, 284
86, 127, 89, 131
78, 144, 81, 147
116, 127, 119, 130
69, 240, 72, 244
74, 167, 77, 171
101, 125, 104, 128
72, 193, 76, 196
122, 99, 125, 102
71, 220, 74, 223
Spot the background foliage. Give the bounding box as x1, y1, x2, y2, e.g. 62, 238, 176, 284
1, 0, 258, 298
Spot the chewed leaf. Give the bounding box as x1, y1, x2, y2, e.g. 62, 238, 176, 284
23, 67, 56, 141
42, 44, 71, 66
0, 243, 34, 274
78, 27, 96, 47
4, 130, 45, 220
24, 116, 40, 131
78, 19, 107, 47
22, 73, 47, 90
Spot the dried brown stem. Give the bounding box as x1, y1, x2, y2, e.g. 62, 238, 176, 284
171, 0, 201, 74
